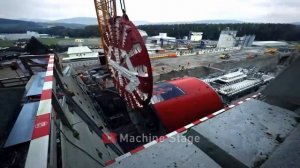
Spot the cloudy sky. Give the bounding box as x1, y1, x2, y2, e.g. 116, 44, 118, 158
0, 0, 299, 23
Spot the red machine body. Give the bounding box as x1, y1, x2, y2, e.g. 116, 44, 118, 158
152, 77, 223, 132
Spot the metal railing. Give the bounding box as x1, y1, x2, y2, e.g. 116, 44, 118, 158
19, 54, 50, 76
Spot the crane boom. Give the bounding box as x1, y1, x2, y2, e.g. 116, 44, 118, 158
94, 0, 116, 56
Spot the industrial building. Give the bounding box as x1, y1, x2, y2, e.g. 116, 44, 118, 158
64, 46, 99, 61
240, 35, 256, 47
138, 29, 148, 42
217, 29, 237, 48
234, 35, 256, 48
0, 31, 50, 40
60, 41, 104, 69
217, 29, 255, 48
252, 41, 289, 47
148, 33, 176, 45
189, 31, 203, 41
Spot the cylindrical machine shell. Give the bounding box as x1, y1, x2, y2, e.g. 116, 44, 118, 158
153, 77, 223, 132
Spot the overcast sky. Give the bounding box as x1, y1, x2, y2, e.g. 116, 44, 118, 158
0, 0, 299, 23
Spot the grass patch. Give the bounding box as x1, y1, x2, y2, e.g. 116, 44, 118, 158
0, 40, 15, 47
0, 38, 76, 47
0, 37, 99, 47
39, 38, 75, 46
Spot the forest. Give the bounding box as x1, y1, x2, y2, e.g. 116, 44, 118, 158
39, 23, 300, 41
138, 23, 300, 41
1, 21, 300, 41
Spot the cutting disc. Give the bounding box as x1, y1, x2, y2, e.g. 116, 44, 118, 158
103, 16, 153, 109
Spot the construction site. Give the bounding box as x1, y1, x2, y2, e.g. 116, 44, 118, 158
0, 0, 300, 168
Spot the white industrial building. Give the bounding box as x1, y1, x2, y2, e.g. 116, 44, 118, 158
63, 46, 99, 61
0, 31, 50, 40
237, 35, 255, 48
217, 28, 256, 48
189, 32, 203, 41
252, 41, 288, 47
138, 29, 148, 42
217, 30, 237, 48
148, 33, 176, 45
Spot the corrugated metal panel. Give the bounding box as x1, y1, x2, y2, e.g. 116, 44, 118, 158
26, 72, 45, 97
4, 102, 39, 147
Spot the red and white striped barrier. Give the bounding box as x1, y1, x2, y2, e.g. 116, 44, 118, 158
105, 92, 262, 166
25, 54, 54, 168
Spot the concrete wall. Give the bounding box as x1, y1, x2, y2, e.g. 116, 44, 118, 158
176, 47, 240, 56
154, 66, 221, 82
263, 56, 300, 108
154, 55, 279, 82
213, 55, 279, 72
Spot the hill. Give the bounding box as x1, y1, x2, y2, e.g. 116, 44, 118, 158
147, 20, 244, 25
39, 17, 244, 26
0, 18, 42, 33
52, 17, 97, 25
0, 18, 85, 33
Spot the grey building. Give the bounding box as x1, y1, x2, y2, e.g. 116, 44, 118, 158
217, 30, 238, 48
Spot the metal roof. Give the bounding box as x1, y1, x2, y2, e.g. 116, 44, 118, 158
67, 46, 93, 55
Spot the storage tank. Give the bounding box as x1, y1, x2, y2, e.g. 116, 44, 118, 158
151, 77, 223, 132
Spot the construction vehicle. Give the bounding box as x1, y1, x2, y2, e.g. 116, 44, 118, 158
219, 53, 230, 59
264, 48, 277, 54
246, 53, 258, 59
296, 44, 300, 52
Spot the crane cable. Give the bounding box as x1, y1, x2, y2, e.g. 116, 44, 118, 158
119, 0, 126, 14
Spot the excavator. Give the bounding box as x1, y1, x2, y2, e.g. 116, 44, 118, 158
297, 44, 300, 52
264, 48, 277, 54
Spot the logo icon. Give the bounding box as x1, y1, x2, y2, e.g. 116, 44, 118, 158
102, 132, 118, 144
35, 121, 48, 128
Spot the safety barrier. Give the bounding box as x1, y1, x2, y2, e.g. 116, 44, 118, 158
105, 92, 261, 166
25, 54, 54, 168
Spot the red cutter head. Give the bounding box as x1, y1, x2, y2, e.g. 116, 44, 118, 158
103, 16, 153, 109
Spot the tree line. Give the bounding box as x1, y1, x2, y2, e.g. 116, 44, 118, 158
2, 23, 300, 41
36, 25, 99, 38
41, 23, 299, 41
138, 23, 300, 41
